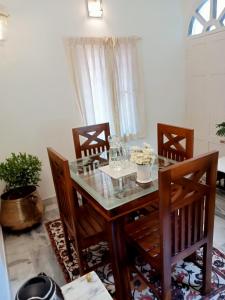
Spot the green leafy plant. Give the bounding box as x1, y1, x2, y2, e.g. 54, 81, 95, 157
0, 153, 42, 191
216, 122, 225, 137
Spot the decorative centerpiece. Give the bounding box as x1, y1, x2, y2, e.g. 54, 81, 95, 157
130, 144, 155, 183
0, 152, 44, 231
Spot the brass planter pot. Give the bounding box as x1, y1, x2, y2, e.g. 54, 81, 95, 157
0, 186, 44, 231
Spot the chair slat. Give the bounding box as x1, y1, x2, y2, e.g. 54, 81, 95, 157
199, 198, 205, 240
180, 207, 185, 251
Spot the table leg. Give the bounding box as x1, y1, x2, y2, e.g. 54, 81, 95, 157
217, 171, 225, 189
106, 218, 132, 300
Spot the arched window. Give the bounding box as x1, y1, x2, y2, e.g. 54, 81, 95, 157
188, 0, 225, 36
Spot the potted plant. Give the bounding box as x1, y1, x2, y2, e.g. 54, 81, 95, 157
216, 122, 225, 137
0, 153, 44, 230
216, 122, 225, 144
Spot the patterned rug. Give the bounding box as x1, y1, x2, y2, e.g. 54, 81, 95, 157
46, 219, 225, 299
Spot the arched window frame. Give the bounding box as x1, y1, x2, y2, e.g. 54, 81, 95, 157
188, 0, 225, 37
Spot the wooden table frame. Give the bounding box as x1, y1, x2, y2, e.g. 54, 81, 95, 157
71, 179, 159, 300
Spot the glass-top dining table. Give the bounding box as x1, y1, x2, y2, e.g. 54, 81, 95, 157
69, 152, 175, 300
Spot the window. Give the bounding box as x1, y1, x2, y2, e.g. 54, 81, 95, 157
66, 37, 146, 140
188, 0, 225, 36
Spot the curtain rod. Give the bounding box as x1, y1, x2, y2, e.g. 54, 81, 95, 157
67, 36, 142, 41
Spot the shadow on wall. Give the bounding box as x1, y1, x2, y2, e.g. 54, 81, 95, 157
0, 182, 5, 196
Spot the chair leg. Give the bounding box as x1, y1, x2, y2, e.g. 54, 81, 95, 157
62, 223, 73, 262
62, 223, 86, 275
161, 286, 171, 299
161, 268, 171, 300
76, 247, 86, 276
202, 243, 212, 295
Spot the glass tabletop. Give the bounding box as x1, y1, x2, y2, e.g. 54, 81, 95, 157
69, 152, 175, 211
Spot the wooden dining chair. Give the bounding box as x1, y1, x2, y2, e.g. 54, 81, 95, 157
143, 123, 194, 214
72, 123, 110, 158
47, 147, 108, 275
125, 151, 218, 299
158, 123, 194, 161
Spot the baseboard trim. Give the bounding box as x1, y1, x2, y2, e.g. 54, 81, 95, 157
0, 225, 11, 300
43, 194, 56, 202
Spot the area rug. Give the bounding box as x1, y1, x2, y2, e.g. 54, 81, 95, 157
46, 219, 225, 299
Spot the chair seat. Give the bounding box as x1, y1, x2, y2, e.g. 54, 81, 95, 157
139, 199, 159, 216
126, 211, 160, 261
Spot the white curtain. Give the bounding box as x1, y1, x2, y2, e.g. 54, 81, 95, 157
66, 37, 146, 140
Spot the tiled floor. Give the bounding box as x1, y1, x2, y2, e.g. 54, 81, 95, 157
214, 189, 225, 252
3, 193, 225, 299
215, 189, 225, 219
213, 215, 225, 252
3, 197, 65, 298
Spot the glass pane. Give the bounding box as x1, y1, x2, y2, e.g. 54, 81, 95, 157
198, 0, 210, 21
70, 153, 175, 211
191, 18, 204, 35
217, 0, 225, 18
206, 25, 216, 31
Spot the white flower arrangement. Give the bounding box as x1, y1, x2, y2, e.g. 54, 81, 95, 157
130, 143, 155, 165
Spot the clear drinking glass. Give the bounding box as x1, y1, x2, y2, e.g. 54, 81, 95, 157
120, 142, 129, 169
108, 135, 123, 170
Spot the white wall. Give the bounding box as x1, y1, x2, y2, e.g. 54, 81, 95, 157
0, 0, 186, 199
184, 0, 225, 157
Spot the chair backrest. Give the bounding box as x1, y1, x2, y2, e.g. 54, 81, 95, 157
159, 151, 218, 265
47, 148, 77, 234
72, 123, 110, 158
157, 123, 194, 162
